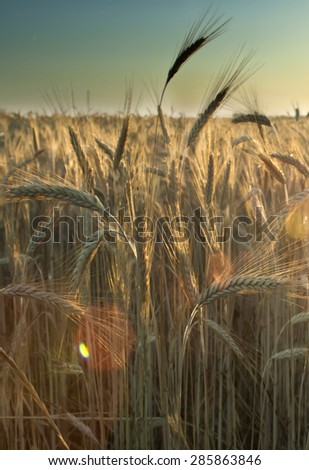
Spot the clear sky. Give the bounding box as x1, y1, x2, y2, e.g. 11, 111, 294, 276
0, 0, 308, 116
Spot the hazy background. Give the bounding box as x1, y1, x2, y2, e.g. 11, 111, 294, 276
0, 0, 308, 116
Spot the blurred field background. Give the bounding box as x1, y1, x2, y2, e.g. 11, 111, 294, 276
0, 106, 308, 449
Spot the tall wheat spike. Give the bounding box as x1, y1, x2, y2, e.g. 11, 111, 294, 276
270, 153, 309, 178
198, 276, 286, 306
187, 49, 256, 147
68, 126, 94, 191
160, 10, 231, 104
232, 113, 271, 127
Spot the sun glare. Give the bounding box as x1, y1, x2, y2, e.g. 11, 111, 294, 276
79, 342, 90, 359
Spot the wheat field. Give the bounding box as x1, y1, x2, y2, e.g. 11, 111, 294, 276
0, 12, 308, 451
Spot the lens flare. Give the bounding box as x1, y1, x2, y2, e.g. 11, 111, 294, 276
76, 305, 136, 370
285, 201, 309, 240
79, 342, 90, 359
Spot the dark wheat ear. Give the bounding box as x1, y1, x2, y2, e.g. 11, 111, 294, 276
160, 9, 231, 105
68, 127, 95, 191
187, 48, 257, 147
232, 113, 271, 127
114, 88, 132, 171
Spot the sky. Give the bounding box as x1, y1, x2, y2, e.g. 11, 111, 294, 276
0, 0, 308, 116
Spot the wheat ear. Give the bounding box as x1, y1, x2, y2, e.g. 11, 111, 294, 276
66, 413, 100, 447
269, 348, 309, 361
95, 138, 114, 160
198, 276, 286, 306
270, 153, 309, 178
6, 183, 108, 215
187, 49, 256, 147
206, 319, 244, 360
5, 183, 135, 253
179, 275, 287, 370
232, 113, 271, 127
69, 228, 114, 292
114, 114, 130, 171
69, 126, 94, 191
160, 10, 231, 104
257, 153, 287, 185
0, 283, 84, 319
220, 159, 231, 208
114, 92, 131, 170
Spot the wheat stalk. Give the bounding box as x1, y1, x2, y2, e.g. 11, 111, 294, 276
114, 92, 131, 171
205, 153, 214, 205
0, 347, 70, 450
157, 105, 170, 144
168, 159, 179, 210
220, 159, 231, 208
32, 126, 39, 153
177, 248, 199, 305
